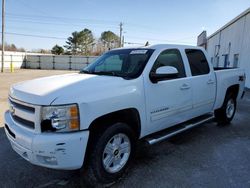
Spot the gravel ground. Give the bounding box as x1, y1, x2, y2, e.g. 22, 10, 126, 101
0, 69, 250, 188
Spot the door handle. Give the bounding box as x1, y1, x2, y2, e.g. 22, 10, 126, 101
207, 79, 215, 85
180, 83, 190, 90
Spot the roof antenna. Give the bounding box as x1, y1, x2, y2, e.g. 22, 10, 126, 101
145, 41, 149, 46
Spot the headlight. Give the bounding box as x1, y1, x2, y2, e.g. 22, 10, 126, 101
41, 104, 79, 132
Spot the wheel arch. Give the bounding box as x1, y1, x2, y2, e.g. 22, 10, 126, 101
225, 84, 239, 99
216, 84, 239, 110
214, 84, 238, 125
83, 108, 141, 168
88, 108, 141, 139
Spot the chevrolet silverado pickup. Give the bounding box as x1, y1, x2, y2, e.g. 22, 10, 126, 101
4, 44, 245, 184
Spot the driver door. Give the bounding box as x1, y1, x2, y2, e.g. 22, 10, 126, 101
144, 49, 193, 134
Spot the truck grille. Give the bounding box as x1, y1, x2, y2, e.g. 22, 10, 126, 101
10, 100, 35, 113
9, 98, 37, 130
12, 115, 35, 129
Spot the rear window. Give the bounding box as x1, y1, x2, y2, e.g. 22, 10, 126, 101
185, 49, 210, 76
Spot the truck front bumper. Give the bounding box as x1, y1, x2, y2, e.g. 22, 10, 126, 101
4, 111, 89, 170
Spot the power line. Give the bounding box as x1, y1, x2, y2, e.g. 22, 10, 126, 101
2, 31, 195, 46
6, 12, 120, 25
7, 1, 121, 34
6, 18, 120, 31
2, 32, 67, 40
5, 13, 195, 44
4, 7, 196, 47
6, 12, 170, 36
11, 0, 52, 16
6, 12, 178, 36
6, 0, 197, 44
6, 25, 70, 33
126, 35, 195, 44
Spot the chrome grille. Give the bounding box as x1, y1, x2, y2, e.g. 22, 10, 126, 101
9, 98, 36, 130
10, 100, 35, 113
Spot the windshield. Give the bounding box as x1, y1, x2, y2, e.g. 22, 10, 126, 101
81, 48, 154, 79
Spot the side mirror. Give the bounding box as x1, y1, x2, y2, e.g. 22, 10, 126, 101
150, 66, 179, 83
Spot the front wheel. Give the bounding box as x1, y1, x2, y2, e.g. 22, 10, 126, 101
214, 93, 236, 125
83, 123, 136, 185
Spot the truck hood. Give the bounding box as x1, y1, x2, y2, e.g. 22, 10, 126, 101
10, 73, 130, 105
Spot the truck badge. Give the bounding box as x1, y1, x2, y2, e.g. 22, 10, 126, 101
10, 105, 15, 115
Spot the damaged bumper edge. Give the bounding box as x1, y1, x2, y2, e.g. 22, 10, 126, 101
4, 111, 89, 170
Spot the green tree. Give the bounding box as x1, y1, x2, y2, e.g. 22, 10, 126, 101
64, 31, 80, 55
65, 29, 94, 55
100, 31, 119, 50
5, 43, 25, 52
51, 44, 64, 55
79, 29, 95, 55
9, 44, 17, 51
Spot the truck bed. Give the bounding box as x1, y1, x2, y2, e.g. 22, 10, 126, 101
213, 67, 245, 110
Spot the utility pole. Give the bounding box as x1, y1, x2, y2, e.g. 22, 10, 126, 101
122, 36, 124, 47
119, 22, 123, 47
1, 0, 5, 73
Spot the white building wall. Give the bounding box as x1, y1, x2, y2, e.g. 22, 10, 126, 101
240, 13, 250, 88
207, 34, 220, 66
206, 11, 250, 87
218, 16, 245, 67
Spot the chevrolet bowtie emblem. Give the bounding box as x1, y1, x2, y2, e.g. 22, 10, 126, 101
10, 105, 15, 115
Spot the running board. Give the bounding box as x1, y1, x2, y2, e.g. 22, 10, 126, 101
145, 114, 214, 145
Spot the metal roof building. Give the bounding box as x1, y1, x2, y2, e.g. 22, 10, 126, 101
198, 8, 250, 88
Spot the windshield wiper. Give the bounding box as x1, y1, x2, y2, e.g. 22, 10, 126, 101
93, 71, 123, 77
80, 70, 92, 74
80, 70, 127, 79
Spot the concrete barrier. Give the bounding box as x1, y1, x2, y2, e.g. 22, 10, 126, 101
0, 51, 26, 69
0, 51, 98, 71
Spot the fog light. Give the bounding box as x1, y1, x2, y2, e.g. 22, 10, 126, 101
37, 155, 58, 165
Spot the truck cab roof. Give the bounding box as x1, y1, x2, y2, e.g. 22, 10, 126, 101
114, 44, 205, 52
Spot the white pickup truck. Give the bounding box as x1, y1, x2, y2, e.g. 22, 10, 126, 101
4, 44, 245, 184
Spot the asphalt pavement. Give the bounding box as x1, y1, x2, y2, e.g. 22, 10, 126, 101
0, 70, 250, 188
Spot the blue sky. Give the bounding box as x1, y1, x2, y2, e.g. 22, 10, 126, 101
2, 0, 250, 50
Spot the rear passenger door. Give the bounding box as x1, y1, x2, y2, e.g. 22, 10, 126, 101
185, 49, 216, 115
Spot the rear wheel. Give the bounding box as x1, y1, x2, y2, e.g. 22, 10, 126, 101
214, 93, 236, 125
83, 123, 136, 185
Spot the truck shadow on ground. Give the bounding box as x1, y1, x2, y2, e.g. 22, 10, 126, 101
1, 116, 250, 188
0, 122, 219, 188
70, 121, 221, 187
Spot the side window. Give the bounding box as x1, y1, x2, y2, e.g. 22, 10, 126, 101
185, 49, 210, 76
151, 49, 186, 78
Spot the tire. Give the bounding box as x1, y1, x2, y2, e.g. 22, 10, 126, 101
83, 122, 136, 185
214, 93, 236, 125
